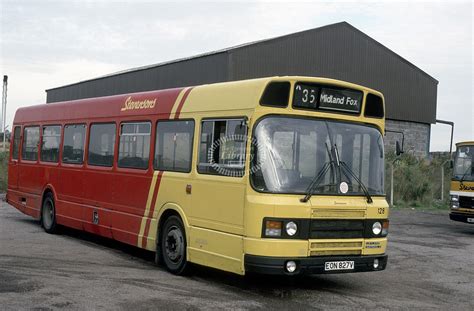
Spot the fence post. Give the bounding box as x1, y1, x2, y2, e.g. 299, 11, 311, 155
390, 162, 394, 206
441, 166, 444, 201
440, 159, 450, 201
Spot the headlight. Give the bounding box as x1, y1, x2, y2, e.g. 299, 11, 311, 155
372, 222, 382, 235
286, 221, 298, 236
264, 220, 282, 237
451, 195, 459, 209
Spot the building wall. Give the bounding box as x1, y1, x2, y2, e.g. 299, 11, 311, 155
385, 119, 430, 157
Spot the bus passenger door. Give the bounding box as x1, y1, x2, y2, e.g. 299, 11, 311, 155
187, 118, 247, 275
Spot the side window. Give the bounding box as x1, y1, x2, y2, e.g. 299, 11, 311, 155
155, 120, 194, 172
41, 125, 61, 163
198, 118, 247, 177
11, 126, 21, 160
118, 122, 151, 169
62, 124, 86, 164
22, 126, 40, 161
88, 123, 116, 167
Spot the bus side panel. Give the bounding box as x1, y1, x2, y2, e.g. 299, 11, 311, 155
38, 164, 61, 213
17, 161, 43, 218
82, 169, 114, 238
56, 167, 85, 226
55, 200, 85, 231
146, 172, 192, 251
110, 171, 152, 247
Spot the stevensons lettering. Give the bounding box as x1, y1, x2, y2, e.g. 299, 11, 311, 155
121, 96, 157, 111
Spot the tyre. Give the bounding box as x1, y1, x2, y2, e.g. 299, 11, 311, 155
160, 215, 190, 275
41, 193, 57, 234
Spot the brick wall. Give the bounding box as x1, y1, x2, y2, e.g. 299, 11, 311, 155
385, 119, 430, 158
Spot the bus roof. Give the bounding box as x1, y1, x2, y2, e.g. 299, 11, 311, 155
13, 76, 383, 124
456, 141, 474, 147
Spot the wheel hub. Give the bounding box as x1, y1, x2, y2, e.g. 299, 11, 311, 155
165, 226, 183, 263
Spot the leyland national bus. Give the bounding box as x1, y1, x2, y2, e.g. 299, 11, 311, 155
7, 76, 389, 276
450, 141, 474, 223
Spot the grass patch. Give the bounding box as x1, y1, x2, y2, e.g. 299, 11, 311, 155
385, 152, 452, 210
0, 151, 8, 193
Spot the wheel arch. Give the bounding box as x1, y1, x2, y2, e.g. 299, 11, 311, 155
41, 184, 58, 204
154, 203, 190, 250
40, 185, 57, 221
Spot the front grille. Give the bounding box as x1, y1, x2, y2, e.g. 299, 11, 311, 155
311, 209, 366, 219
459, 196, 474, 209
310, 241, 363, 249
310, 250, 362, 256
309, 240, 363, 256
310, 219, 365, 239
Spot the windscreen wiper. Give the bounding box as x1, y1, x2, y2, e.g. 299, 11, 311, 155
331, 142, 373, 204
339, 161, 373, 204
459, 166, 472, 185
301, 141, 341, 202
300, 161, 332, 203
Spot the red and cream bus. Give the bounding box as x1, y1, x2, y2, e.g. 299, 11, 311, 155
7, 76, 389, 276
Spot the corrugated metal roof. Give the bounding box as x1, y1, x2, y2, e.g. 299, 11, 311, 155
45, 21, 438, 124
46, 22, 437, 91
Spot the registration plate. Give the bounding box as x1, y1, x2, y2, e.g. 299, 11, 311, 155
324, 261, 355, 271
467, 218, 474, 223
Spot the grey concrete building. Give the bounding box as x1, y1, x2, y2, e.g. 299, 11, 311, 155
46, 22, 438, 157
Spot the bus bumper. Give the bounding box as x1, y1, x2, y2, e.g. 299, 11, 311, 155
449, 212, 474, 224
244, 254, 387, 275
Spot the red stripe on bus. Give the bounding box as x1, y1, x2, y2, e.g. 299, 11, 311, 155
142, 171, 164, 248
174, 87, 193, 119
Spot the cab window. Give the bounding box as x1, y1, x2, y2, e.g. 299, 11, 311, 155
198, 118, 247, 177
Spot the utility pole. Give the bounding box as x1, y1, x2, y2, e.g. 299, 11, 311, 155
1, 75, 7, 152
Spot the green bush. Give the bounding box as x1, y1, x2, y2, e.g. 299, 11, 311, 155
385, 151, 452, 209
0, 151, 7, 193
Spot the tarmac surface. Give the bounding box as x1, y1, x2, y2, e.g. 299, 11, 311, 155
1, 197, 473, 310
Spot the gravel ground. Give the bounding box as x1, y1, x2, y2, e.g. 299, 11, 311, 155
1, 197, 473, 310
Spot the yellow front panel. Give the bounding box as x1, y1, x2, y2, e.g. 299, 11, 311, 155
244, 190, 388, 257
188, 226, 243, 274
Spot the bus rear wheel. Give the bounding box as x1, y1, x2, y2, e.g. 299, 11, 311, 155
160, 215, 189, 275
41, 193, 57, 234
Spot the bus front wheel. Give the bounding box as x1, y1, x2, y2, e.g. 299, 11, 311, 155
160, 215, 189, 275
41, 193, 57, 234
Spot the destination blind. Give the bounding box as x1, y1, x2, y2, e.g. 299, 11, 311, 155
293, 83, 363, 113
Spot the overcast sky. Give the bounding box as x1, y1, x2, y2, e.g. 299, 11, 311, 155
0, 0, 472, 151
